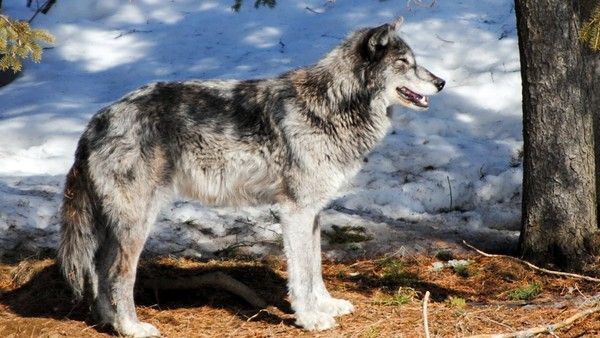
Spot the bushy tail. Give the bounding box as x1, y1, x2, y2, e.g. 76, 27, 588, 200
57, 160, 98, 300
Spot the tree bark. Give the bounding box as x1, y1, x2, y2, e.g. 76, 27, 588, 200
517, 0, 599, 271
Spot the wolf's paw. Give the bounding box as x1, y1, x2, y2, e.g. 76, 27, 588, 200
116, 320, 161, 337
295, 311, 337, 331
318, 297, 354, 317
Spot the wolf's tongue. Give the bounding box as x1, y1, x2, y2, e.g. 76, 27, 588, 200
398, 86, 429, 108
400, 87, 423, 101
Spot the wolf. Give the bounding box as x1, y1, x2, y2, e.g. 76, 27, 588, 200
57, 18, 444, 337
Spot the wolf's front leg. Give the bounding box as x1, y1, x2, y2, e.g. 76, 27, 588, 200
280, 208, 353, 331
310, 216, 354, 317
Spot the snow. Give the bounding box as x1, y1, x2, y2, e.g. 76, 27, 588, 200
0, 0, 523, 258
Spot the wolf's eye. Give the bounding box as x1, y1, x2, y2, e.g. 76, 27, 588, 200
398, 57, 409, 64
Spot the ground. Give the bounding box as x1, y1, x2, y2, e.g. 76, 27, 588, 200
1, 250, 599, 337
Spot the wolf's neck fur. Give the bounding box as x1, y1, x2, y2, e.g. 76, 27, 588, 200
287, 40, 390, 163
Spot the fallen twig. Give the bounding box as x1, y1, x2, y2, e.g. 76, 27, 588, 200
114, 29, 153, 39
435, 34, 455, 44
465, 305, 600, 338
447, 176, 453, 210
305, 6, 321, 14
423, 291, 431, 338
348, 247, 408, 268
470, 315, 514, 331
140, 271, 268, 308
462, 240, 600, 283
246, 308, 269, 322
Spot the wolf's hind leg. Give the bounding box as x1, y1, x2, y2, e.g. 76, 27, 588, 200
93, 191, 164, 338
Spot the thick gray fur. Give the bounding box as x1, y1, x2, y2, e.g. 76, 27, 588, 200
58, 19, 444, 337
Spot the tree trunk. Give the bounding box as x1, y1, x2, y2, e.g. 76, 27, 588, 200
517, 0, 599, 271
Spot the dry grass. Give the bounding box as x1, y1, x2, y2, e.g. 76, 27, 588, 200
0, 252, 599, 337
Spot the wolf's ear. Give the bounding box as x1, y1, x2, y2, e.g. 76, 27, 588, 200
364, 23, 395, 62
389, 17, 404, 31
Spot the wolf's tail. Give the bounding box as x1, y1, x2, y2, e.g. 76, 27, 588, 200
57, 156, 98, 300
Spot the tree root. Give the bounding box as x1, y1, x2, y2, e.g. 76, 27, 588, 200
140, 271, 268, 309
462, 240, 600, 283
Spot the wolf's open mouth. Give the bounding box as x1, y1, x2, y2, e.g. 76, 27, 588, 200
397, 87, 429, 108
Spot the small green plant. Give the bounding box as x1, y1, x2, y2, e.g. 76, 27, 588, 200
0, 14, 54, 72
347, 242, 364, 253
377, 287, 417, 306
435, 250, 454, 261
580, 5, 600, 51
507, 282, 542, 301
446, 295, 467, 310
452, 264, 472, 277
448, 259, 476, 277
324, 225, 372, 244
379, 258, 416, 286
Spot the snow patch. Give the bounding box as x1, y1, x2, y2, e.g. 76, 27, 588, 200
0, 0, 523, 258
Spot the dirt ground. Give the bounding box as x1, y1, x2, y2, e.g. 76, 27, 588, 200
0, 250, 599, 338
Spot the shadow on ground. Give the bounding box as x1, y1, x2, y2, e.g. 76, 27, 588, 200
0, 258, 295, 334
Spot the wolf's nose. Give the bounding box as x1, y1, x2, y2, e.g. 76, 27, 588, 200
434, 78, 445, 91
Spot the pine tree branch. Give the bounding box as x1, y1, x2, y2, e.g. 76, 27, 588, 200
462, 241, 600, 283
580, 4, 600, 50
28, 0, 56, 23
0, 14, 16, 30
40, 0, 56, 14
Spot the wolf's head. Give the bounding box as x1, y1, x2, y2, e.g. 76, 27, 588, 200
358, 19, 445, 110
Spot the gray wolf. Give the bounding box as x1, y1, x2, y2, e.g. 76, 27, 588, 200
58, 18, 444, 337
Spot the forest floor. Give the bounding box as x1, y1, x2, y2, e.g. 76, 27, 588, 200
1, 249, 599, 338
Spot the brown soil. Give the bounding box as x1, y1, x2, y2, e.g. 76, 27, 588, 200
0, 252, 599, 337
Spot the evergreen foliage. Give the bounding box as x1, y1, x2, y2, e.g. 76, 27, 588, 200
0, 15, 54, 73
580, 4, 600, 51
